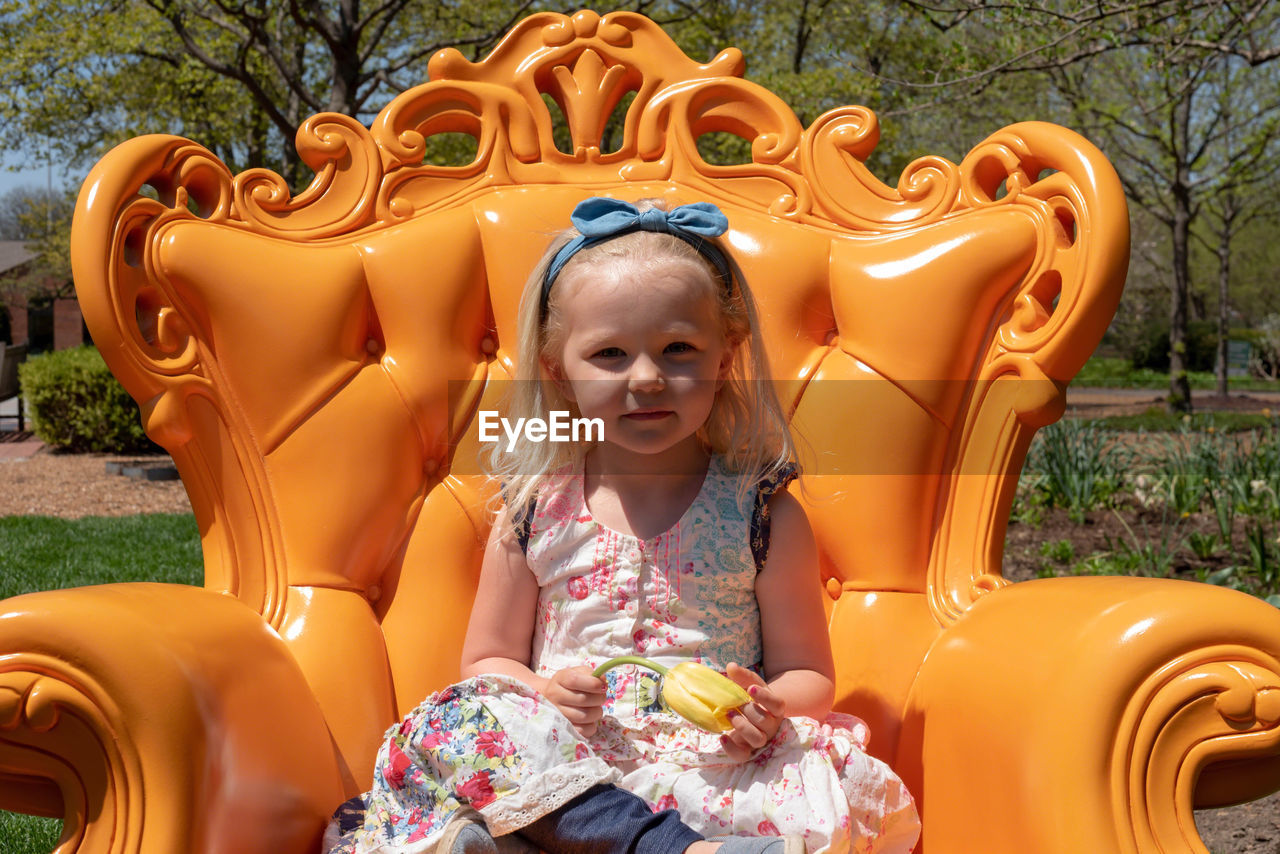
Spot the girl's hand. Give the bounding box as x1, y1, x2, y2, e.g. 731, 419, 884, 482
719, 662, 785, 762
543, 665, 608, 737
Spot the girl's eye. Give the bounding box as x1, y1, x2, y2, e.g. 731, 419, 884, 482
592, 347, 625, 359
665, 342, 696, 354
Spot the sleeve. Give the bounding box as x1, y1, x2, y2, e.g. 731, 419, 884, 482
749, 462, 799, 573
500, 480, 535, 556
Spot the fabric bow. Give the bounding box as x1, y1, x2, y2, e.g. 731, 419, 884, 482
541, 198, 734, 317
570, 197, 729, 241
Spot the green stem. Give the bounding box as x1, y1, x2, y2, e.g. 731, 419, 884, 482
592, 656, 668, 678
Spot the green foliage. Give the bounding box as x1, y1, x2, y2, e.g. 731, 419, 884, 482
17, 346, 153, 453
1039, 539, 1076, 564
1037, 538, 1075, 577
1127, 321, 1220, 372
0, 186, 75, 304
0, 514, 201, 599
0, 0, 254, 168
0, 809, 60, 854
0, 0, 530, 184
1072, 355, 1280, 394
1093, 408, 1272, 433
1187, 530, 1223, 560
1019, 416, 1280, 602
1025, 420, 1128, 520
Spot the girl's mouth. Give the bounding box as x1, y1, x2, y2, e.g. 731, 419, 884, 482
623, 410, 673, 421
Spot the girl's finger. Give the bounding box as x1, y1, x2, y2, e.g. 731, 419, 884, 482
719, 733, 752, 763
575, 705, 603, 724
728, 709, 769, 749
558, 670, 607, 693
745, 683, 785, 718
738, 698, 776, 730
725, 662, 766, 689
557, 688, 606, 706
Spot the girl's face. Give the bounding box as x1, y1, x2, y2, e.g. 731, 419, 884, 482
547, 257, 731, 463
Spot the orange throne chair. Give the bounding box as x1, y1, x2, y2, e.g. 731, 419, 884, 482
3, 9, 1279, 853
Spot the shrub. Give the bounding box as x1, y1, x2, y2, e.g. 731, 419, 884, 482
17, 346, 154, 452
1130, 320, 1218, 372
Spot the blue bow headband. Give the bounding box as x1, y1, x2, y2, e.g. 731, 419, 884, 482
540, 198, 733, 319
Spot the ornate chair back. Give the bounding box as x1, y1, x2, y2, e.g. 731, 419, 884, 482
72, 8, 1126, 801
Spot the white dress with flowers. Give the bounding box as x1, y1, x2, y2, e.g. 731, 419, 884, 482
328, 457, 921, 854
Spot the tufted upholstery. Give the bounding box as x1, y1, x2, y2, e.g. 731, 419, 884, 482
2, 9, 1279, 854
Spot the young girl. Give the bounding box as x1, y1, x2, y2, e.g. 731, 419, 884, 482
325, 198, 921, 854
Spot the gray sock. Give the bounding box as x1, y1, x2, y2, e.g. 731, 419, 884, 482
447, 821, 497, 854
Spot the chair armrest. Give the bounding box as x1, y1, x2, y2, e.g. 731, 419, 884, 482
0, 583, 347, 854
903, 576, 1280, 854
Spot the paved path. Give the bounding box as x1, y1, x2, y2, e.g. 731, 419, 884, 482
0, 397, 40, 459
0, 434, 43, 460
1066, 386, 1280, 406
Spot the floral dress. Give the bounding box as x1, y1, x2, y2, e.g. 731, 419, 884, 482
327, 457, 921, 854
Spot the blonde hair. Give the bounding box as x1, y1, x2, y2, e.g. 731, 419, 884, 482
488, 198, 796, 537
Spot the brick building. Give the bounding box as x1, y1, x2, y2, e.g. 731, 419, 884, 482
0, 240, 86, 352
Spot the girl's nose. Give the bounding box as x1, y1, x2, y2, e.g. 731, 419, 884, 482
628, 357, 666, 393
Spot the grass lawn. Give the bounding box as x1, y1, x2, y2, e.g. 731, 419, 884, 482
0, 513, 201, 853
0, 811, 60, 853
1074, 355, 1280, 391
0, 514, 202, 599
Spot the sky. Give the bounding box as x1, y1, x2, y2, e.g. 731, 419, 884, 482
0, 152, 78, 201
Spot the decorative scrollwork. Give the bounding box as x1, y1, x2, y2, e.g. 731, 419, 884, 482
362, 9, 963, 227
233, 113, 382, 238
99, 143, 225, 450
1116, 649, 1280, 853
0, 663, 137, 852
801, 107, 961, 229
75, 136, 288, 623
921, 122, 1126, 623
961, 123, 1127, 369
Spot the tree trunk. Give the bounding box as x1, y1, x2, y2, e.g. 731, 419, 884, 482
1218, 236, 1228, 396
1215, 212, 1233, 397
1168, 194, 1194, 412
1167, 90, 1194, 414
327, 0, 361, 116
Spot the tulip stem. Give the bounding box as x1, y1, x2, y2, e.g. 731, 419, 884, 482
592, 656, 668, 678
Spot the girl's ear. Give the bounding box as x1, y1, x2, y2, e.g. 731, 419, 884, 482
715, 344, 736, 388
541, 356, 576, 402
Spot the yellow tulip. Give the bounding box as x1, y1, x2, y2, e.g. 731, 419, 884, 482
593, 656, 750, 733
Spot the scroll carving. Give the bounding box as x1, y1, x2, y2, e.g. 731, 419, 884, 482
362, 9, 967, 228
801, 107, 961, 228
1115, 649, 1280, 852
0, 663, 137, 852
920, 120, 1127, 624
74, 10, 1008, 241
233, 113, 382, 237
76, 136, 287, 625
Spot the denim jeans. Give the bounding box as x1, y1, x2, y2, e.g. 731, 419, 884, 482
515, 784, 704, 854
